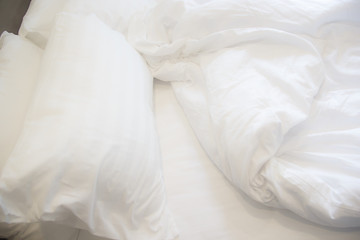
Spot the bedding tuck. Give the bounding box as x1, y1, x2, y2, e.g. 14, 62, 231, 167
0, 13, 177, 240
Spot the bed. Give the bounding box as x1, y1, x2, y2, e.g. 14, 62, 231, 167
0, 0, 360, 239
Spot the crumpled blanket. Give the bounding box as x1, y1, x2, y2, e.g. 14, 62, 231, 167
128, 0, 360, 228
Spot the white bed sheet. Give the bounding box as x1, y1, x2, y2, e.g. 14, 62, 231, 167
3, 80, 360, 240
153, 81, 360, 240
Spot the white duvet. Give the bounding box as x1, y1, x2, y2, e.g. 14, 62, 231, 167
128, 0, 360, 227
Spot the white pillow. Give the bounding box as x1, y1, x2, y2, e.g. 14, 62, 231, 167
63, 0, 156, 32
0, 32, 42, 170
19, 0, 68, 48
0, 13, 177, 240
19, 0, 156, 48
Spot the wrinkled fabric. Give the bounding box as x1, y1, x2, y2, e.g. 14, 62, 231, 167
0, 13, 177, 240
128, 0, 360, 227
0, 32, 42, 169
19, 0, 157, 48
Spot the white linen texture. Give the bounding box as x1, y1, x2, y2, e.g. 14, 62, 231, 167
0, 32, 42, 170
19, 0, 156, 48
128, 0, 360, 228
0, 13, 177, 240
0, 0, 359, 238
